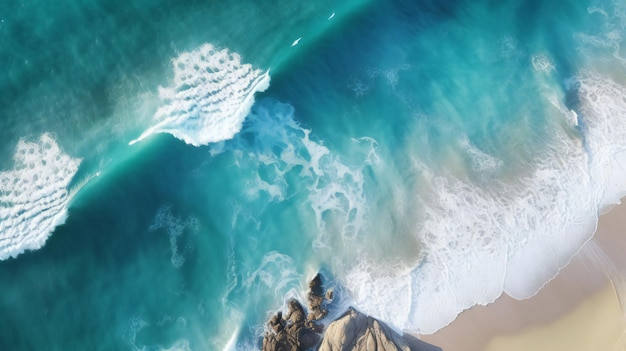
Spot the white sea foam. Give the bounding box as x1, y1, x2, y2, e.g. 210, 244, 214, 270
0, 134, 81, 260
242, 251, 302, 299
122, 316, 150, 348
341, 70, 626, 334
149, 205, 199, 268
233, 251, 306, 348
566, 72, 626, 205
336, 2, 626, 333
130, 44, 270, 146
578, 0, 626, 65
531, 53, 556, 72
458, 135, 503, 173
215, 100, 374, 249
222, 72, 622, 335
124, 315, 191, 351
160, 339, 191, 351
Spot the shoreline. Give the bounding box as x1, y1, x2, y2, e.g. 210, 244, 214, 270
420, 200, 626, 351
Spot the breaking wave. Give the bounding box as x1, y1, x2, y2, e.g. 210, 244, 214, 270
0, 134, 81, 260
131, 43, 270, 146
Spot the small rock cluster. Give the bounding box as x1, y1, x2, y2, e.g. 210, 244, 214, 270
261, 273, 333, 351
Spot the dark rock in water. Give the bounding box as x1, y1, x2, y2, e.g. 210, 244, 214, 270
299, 328, 321, 350
262, 274, 332, 351
307, 298, 328, 321
269, 311, 285, 333
309, 273, 325, 296
262, 299, 320, 351
286, 299, 306, 326
318, 308, 411, 351
307, 273, 330, 321
261, 325, 292, 351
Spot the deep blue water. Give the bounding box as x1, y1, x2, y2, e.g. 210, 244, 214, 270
2, 0, 626, 349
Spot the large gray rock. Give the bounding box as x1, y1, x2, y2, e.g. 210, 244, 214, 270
318, 309, 410, 351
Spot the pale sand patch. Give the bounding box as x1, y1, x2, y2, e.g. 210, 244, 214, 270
483, 284, 625, 351
419, 201, 626, 351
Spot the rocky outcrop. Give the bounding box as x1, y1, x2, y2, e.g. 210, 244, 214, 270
318, 309, 410, 351
261, 273, 439, 351
261, 274, 332, 351
262, 299, 320, 351
307, 273, 330, 323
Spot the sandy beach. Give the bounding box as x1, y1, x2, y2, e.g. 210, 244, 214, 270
420, 201, 626, 351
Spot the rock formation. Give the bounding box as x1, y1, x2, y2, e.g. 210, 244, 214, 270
317, 308, 411, 351
261, 273, 439, 351
262, 299, 321, 351
307, 273, 329, 322
261, 273, 332, 351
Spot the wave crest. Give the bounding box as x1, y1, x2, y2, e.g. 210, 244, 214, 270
131, 44, 270, 146
0, 134, 81, 260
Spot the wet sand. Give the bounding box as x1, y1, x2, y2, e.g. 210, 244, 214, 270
420, 201, 626, 351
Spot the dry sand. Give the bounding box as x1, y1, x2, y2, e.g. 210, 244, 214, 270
420, 201, 626, 351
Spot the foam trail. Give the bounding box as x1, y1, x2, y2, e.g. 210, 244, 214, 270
242, 251, 302, 298
222, 327, 239, 351
0, 134, 81, 260
458, 135, 503, 173
567, 72, 626, 206
221, 100, 374, 248
531, 53, 556, 72
160, 339, 191, 351
148, 205, 199, 268
130, 44, 270, 146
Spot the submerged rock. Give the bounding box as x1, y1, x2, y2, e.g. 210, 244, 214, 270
318, 308, 410, 351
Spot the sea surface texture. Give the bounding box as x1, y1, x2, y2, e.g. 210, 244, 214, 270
1, 0, 626, 349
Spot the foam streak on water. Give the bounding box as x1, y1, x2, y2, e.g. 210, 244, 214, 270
0, 134, 81, 260
148, 205, 199, 269
130, 44, 271, 146
227, 100, 374, 249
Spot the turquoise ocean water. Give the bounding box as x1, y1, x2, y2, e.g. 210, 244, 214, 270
2, 0, 626, 349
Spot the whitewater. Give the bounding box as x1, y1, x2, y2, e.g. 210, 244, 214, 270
1, 0, 626, 349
